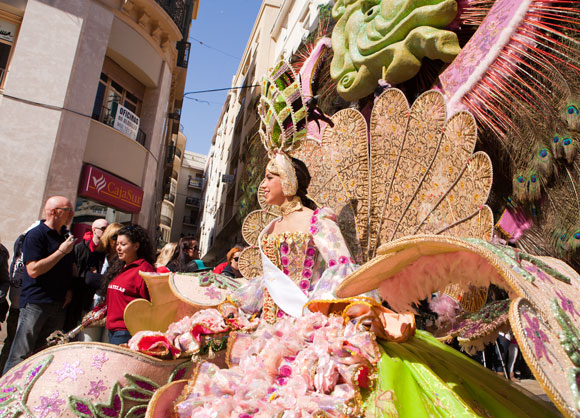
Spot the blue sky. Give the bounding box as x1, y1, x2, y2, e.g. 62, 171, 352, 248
182, 0, 262, 155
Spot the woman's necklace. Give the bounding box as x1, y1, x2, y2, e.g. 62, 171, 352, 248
279, 196, 303, 217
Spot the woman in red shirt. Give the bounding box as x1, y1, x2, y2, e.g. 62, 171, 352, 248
104, 224, 155, 345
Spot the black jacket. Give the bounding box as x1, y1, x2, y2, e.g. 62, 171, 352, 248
0, 244, 9, 321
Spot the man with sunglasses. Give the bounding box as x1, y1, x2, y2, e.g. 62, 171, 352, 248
3, 196, 76, 374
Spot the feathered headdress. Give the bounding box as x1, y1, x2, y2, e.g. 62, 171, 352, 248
257, 60, 308, 196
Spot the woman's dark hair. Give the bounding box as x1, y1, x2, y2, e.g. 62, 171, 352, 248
292, 157, 317, 210
167, 236, 198, 272
97, 224, 154, 296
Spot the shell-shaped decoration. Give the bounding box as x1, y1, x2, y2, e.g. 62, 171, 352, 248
375, 89, 448, 250
510, 297, 580, 418
238, 246, 263, 278
242, 210, 278, 246
294, 115, 369, 263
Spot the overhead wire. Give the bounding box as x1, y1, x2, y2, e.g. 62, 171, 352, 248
189, 36, 242, 60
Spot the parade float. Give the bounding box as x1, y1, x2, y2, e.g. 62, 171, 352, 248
1, 0, 580, 416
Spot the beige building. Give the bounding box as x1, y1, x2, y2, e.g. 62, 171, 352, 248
171, 150, 206, 242
199, 0, 331, 264
158, 135, 206, 244
0, 0, 200, 250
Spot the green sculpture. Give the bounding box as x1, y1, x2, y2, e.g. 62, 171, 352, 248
331, 0, 461, 101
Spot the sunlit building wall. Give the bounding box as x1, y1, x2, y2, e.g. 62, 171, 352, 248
0, 0, 200, 250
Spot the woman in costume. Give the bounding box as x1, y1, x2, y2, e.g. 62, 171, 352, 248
173, 158, 555, 418
171, 62, 557, 417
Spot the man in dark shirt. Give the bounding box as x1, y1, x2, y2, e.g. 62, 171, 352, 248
2, 196, 76, 374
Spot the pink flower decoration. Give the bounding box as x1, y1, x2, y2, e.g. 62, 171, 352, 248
33, 391, 65, 418
522, 311, 552, 364
313, 208, 320, 216
309, 226, 318, 235
280, 243, 290, 255
279, 365, 292, 377
306, 247, 315, 257
299, 280, 310, 290
54, 360, 84, 383
555, 289, 580, 318
310, 216, 318, 224
304, 258, 313, 268
277, 309, 285, 318
302, 269, 312, 279
91, 352, 108, 371
328, 259, 337, 267
87, 379, 107, 398
275, 376, 288, 386
281, 256, 289, 266
283, 268, 290, 275
339, 256, 348, 264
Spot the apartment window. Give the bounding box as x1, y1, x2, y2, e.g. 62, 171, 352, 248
92, 73, 142, 123
0, 16, 20, 88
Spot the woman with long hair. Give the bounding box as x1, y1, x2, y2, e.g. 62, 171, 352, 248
166, 236, 201, 272
103, 224, 155, 345
155, 242, 177, 273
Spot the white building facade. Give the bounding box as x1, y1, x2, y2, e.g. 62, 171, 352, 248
199, 0, 331, 264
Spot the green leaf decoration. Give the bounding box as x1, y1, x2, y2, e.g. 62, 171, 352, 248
95, 382, 123, 418
69, 395, 98, 418
124, 404, 149, 418
169, 362, 192, 383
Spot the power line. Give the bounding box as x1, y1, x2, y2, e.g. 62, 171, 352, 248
184, 84, 260, 96
189, 36, 241, 60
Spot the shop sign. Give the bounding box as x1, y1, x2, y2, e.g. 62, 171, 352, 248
0, 19, 17, 43
78, 164, 143, 213
112, 102, 140, 140
221, 174, 235, 183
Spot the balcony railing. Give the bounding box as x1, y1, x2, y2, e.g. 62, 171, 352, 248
160, 214, 172, 227
155, 0, 193, 37
185, 197, 201, 207
176, 41, 191, 68
166, 145, 175, 164
183, 216, 197, 226
92, 105, 146, 147
175, 148, 182, 159
188, 179, 202, 188
164, 193, 175, 203
172, 170, 178, 180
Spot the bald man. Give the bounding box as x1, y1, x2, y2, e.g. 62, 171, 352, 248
3, 196, 76, 374
66, 218, 108, 332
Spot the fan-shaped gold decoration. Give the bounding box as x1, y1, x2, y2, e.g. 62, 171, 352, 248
295, 88, 494, 263
242, 210, 278, 246
237, 246, 263, 278
443, 283, 489, 313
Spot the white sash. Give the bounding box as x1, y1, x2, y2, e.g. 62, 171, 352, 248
259, 219, 309, 318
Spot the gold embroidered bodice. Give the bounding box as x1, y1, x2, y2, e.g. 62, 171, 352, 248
260, 231, 318, 323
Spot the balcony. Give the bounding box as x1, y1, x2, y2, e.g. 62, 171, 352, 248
166, 145, 175, 164
92, 105, 146, 147
160, 214, 172, 227
185, 197, 201, 207
176, 40, 191, 68
175, 147, 182, 159
172, 170, 178, 180
155, 0, 194, 37
188, 178, 202, 189
164, 193, 176, 203
183, 216, 197, 226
